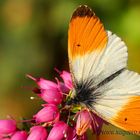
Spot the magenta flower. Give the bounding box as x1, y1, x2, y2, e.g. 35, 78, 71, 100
34, 104, 59, 123
55, 69, 73, 89
60, 71, 73, 88
57, 80, 70, 93
47, 121, 69, 140
0, 120, 16, 135
27, 74, 58, 90
11, 131, 28, 140
76, 110, 92, 136
90, 112, 108, 135
27, 126, 48, 140
40, 88, 63, 105
27, 74, 63, 105
37, 78, 58, 90
0, 70, 106, 140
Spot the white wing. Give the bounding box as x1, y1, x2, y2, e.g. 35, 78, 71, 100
93, 69, 140, 131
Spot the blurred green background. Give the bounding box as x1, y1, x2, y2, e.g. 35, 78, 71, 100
0, 0, 140, 139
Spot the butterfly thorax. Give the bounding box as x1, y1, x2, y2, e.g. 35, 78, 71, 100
67, 80, 97, 108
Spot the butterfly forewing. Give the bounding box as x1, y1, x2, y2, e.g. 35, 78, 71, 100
68, 5, 107, 84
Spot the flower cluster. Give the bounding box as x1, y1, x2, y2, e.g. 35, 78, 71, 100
0, 70, 106, 140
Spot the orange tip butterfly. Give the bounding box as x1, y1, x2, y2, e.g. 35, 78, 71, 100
68, 5, 140, 133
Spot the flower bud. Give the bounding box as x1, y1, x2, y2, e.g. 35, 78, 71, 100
57, 81, 70, 93
76, 110, 92, 136
47, 121, 69, 140
0, 120, 16, 135
66, 127, 76, 140
40, 89, 63, 105
11, 131, 28, 140
27, 75, 58, 90
60, 71, 73, 89
34, 104, 59, 123
37, 78, 58, 90
27, 126, 47, 140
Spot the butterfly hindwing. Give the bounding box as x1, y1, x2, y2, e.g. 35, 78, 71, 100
93, 69, 140, 132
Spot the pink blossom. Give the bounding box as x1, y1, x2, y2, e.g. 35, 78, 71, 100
37, 78, 58, 90
59, 70, 73, 89
47, 121, 69, 140
57, 81, 70, 93
90, 112, 108, 135
0, 120, 16, 135
27, 74, 58, 90
34, 104, 59, 123
27, 74, 60, 90
27, 126, 47, 140
11, 131, 28, 140
66, 127, 76, 140
40, 88, 63, 105
76, 110, 92, 136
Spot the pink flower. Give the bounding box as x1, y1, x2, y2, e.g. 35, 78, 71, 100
76, 110, 92, 136
57, 70, 73, 89
47, 121, 69, 140
66, 127, 76, 140
27, 74, 63, 105
34, 104, 59, 123
11, 131, 28, 140
90, 112, 108, 135
27, 126, 48, 140
57, 81, 70, 93
0, 120, 16, 135
40, 89, 63, 105
37, 78, 58, 90
27, 75, 58, 90
61, 71, 73, 89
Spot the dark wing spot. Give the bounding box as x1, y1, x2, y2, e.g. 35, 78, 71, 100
124, 118, 127, 121
72, 5, 94, 19
76, 44, 81, 47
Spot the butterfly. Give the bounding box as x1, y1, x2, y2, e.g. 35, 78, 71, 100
68, 5, 140, 133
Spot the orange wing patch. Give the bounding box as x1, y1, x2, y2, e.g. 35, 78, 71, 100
111, 96, 140, 132
68, 5, 108, 60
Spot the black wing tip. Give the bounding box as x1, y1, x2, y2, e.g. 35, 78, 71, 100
72, 5, 94, 19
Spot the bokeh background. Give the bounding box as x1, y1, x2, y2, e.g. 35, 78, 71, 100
0, 0, 140, 139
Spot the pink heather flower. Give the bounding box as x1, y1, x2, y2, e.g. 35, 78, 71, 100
47, 121, 69, 140
58, 70, 73, 89
40, 89, 63, 105
11, 131, 28, 140
27, 126, 48, 140
57, 80, 70, 93
27, 75, 63, 105
37, 78, 58, 90
66, 126, 87, 140
27, 74, 58, 90
0, 120, 16, 135
34, 104, 59, 123
66, 127, 77, 140
76, 110, 92, 136
90, 112, 108, 135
